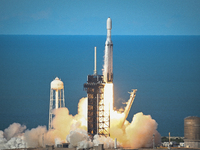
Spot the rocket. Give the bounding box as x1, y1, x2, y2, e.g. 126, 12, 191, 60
103, 17, 113, 83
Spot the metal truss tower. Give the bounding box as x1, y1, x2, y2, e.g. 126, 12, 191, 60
83, 47, 110, 137
49, 77, 65, 130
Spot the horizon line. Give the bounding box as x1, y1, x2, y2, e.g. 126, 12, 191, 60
0, 34, 199, 36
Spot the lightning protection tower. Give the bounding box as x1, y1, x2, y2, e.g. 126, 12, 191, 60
49, 77, 65, 130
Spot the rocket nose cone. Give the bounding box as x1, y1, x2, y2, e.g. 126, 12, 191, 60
107, 17, 112, 30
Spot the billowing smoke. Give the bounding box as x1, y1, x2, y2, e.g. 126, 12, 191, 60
3, 123, 26, 141
93, 135, 118, 148
110, 111, 161, 148
23, 125, 47, 148
0, 123, 47, 149
109, 85, 161, 148
0, 123, 26, 149
0, 94, 161, 149
66, 129, 93, 149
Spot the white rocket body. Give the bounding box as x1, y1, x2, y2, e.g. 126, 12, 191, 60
103, 17, 113, 83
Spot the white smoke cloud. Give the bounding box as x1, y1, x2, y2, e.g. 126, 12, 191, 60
93, 135, 117, 148
4, 137, 26, 149
124, 112, 161, 148
0, 96, 161, 150
0, 131, 4, 138
0, 130, 7, 149
23, 125, 47, 148
3, 123, 26, 141
54, 138, 63, 147
66, 128, 93, 149
0, 123, 27, 149
110, 111, 161, 148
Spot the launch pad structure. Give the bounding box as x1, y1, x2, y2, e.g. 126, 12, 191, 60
84, 75, 110, 137
84, 47, 110, 137
84, 18, 113, 137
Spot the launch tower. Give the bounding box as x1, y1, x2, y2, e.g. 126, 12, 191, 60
84, 18, 113, 137
84, 47, 110, 137
49, 77, 65, 130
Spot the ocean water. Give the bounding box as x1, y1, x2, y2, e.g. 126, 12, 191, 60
0, 35, 200, 137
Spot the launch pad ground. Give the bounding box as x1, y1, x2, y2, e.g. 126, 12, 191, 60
3, 146, 200, 150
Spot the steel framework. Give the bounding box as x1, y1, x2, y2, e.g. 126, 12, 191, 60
49, 87, 65, 130
84, 75, 110, 137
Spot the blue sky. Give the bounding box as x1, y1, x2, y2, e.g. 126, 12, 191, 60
0, 0, 199, 35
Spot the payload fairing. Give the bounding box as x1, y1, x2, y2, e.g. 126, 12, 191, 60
103, 17, 113, 83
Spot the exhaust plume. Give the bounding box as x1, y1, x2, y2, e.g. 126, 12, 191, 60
23, 126, 47, 148
0, 123, 26, 149
66, 128, 93, 149
3, 123, 26, 141
0, 94, 161, 149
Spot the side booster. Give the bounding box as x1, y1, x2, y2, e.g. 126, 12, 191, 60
103, 17, 113, 83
